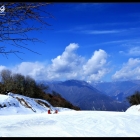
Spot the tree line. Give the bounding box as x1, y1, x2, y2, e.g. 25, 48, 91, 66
0, 69, 80, 110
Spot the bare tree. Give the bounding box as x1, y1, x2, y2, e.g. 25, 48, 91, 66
0, 69, 13, 94
0, 2, 54, 58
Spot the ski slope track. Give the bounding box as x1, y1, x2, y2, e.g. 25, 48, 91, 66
0, 93, 140, 137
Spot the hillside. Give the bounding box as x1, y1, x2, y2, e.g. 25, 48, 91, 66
92, 80, 140, 102
46, 80, 129, 111
0, 93, 77, 115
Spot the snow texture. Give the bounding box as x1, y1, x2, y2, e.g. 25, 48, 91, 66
0, 93, 140, 137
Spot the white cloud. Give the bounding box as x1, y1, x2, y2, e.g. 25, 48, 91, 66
45, 43, 85, 80
128, 47, 140, 56
119, 47, 140, 56
112, 58, 140, 81
1, 43, 109, 82
0, 65, 7, 72
82, 49, 109, 81
50, 43, 84, 73
48, 46, 109, 82
12, 61, 46, 80
82, 29, 122, 34
85, 69, 109, 82
83, 49, 107, 74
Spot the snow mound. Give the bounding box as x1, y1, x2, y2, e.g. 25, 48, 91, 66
0, 93, 56, 115
125, 104, 140, 113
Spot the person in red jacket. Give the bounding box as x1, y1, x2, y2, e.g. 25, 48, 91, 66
48, 109, 51, 114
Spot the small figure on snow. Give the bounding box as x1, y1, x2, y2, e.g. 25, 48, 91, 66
48, 109, 51, 114
54, 109, 58, 114
48, 107, 52, 114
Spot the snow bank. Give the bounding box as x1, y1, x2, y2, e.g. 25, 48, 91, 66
0, 93, 54, 115
125, 104, 140, 113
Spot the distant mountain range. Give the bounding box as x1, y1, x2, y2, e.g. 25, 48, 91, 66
92, 80, 140, 102
43, 79, 130, 111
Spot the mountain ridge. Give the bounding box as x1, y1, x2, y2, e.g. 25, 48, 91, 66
45, 79, 129, 111
91, 80, 140, 102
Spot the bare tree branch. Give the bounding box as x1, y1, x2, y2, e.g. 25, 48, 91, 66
0, 2, 53, 58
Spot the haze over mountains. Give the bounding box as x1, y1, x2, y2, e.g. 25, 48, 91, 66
44, 79, 131, 111
92, 80, 140, 102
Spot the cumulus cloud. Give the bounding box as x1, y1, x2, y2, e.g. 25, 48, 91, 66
83, 49, 107, 74
50, 43, 84, 73
112, 58, 140, 81
12, 61, 46, 80
82, 49, 109, 81
47, 45, 109, 82
1, 43, 109, 82
45, 43, 85, 80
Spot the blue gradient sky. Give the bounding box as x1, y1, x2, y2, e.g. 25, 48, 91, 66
1, 3, 140, 83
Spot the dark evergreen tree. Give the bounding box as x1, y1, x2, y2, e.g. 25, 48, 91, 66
127, 91, 140, 106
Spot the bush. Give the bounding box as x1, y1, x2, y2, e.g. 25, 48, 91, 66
127, 91, 140, 106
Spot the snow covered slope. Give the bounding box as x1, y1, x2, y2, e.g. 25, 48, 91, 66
0, 93, 74, 115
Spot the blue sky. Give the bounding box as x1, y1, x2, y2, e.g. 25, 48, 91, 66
1, 3, 140, 83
